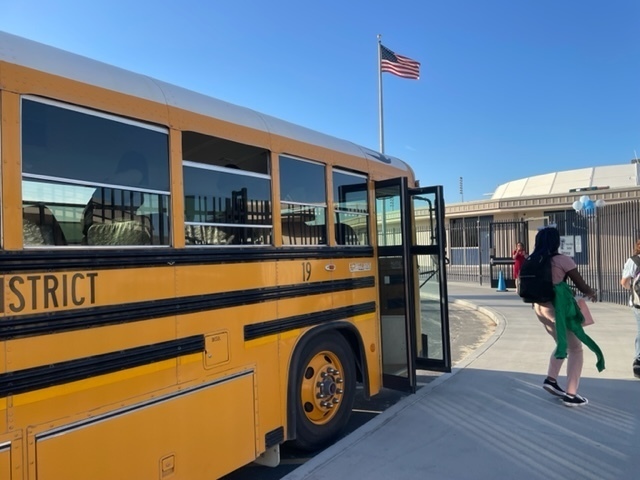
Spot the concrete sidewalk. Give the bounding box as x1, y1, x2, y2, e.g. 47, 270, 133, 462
283, 282, 640, 480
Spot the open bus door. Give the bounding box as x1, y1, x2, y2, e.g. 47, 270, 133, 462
375, 178, 451, 393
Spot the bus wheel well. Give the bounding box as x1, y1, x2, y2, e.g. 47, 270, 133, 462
336, 327, 365, 384
287, 322, 369, 450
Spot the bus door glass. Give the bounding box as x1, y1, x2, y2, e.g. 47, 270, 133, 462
410, 186, 451, 372
375, 177, 416, 392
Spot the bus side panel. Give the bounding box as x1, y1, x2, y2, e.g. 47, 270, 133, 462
330, 258, 382, 397
32, 372, 256, 480
175, 260, 284, 456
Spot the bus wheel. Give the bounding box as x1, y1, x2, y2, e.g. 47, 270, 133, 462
292, 331, 356, 451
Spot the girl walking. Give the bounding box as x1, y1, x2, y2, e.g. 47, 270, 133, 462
532, 227, 604, 407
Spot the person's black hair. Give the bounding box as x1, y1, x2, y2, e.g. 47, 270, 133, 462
532, 227, 560, 256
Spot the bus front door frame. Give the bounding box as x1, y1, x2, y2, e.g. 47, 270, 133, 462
375, 178, 451, 393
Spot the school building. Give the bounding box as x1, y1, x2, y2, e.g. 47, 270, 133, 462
438, 161, 640, 305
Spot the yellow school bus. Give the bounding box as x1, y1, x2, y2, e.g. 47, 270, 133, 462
0, 31, 451, 479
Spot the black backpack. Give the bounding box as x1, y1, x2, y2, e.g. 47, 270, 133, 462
517, 253, 556, 303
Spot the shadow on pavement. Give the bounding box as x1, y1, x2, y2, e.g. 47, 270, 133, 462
221, 301, 496, 480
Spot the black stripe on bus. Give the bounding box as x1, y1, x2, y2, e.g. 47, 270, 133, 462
0, 335, 204, 397
0, 277, 375, 340
0, 246, 374, 273
244, 302, 376, 341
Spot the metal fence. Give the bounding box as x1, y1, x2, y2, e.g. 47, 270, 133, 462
446, 218, 493, 285
445, 199, 640, 306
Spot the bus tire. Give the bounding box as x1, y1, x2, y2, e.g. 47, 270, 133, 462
291, 331, 356, 451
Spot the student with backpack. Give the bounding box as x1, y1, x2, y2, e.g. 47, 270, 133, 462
524, 227, 602, 407
619, 238, 640, 379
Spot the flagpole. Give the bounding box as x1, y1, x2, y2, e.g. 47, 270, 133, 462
377, 34, 384, 153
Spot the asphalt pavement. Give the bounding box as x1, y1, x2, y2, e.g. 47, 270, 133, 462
283, 282, 640, 480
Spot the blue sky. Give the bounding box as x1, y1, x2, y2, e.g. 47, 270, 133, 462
2, 0, 638, 203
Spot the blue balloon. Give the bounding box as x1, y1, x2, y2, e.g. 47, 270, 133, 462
583, 199, 595, 212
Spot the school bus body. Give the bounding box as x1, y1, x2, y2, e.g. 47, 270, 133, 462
0, 31, 415, 479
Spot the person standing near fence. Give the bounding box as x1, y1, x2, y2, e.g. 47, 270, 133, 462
512, 241, 527, 287
619, 239, 640, 379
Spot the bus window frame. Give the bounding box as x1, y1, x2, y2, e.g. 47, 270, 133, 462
332, 168, 369, 247
279, 155, 328, 247
20, 96, 171, 248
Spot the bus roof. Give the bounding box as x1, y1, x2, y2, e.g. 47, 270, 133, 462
0, 30, 412, 174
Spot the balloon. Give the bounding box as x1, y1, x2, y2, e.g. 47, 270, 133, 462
595, 199, 606, 208
572, 200, 583, 211
583, 199, 595, 212
580, 195, 590, 203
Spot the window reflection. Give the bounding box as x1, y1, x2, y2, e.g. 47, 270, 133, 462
280, 156, 327, 246
183, 164, 273, 246
21, 97, 171, 247
334, 170, 368, 245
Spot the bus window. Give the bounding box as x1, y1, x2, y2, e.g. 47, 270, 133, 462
333, 169, 369, 246
279, 156, 327, 246
21, 97, 171, 246
182, 131, 272, 246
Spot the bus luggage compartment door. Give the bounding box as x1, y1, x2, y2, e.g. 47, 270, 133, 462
0, 441, 11, 479
32, 371, 256, 480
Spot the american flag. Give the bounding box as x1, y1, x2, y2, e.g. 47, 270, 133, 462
380, 45, 420, 80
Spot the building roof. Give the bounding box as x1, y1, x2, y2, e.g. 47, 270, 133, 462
491, 163, 640, 200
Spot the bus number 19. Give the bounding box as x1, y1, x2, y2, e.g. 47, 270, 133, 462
302, 262, 312, 282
